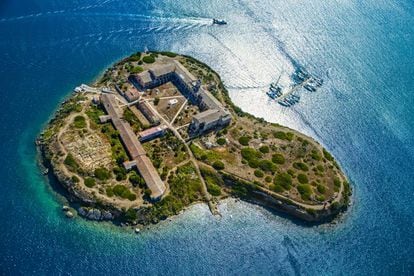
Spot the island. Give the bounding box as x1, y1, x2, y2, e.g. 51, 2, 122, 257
37, 51, 351, 225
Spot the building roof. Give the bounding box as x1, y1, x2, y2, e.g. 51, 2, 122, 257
101, 94, 166, 199
173, 60, 198, 84
138, 125, 167, 138
124, 87, 140, 102
193, 109, 222, 124
149, 64, 175, 78
136, 71, 152, 85
199, 87, 223, 110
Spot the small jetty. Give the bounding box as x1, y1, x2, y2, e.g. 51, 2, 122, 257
266, 68, 324, 107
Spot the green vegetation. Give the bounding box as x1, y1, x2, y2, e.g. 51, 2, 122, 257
274, 172, 292, 190
216, 137, 226, 145
129, 172, 145, 187
271, 153, 285, 164
264, 176, 272, 183
238, 136, 250, 146
124, 208, 138, 222
64, 154, 79, 172
146, 163, 202, 220
317, 184, 326, 194
190, 143, 220, 164
73, 115, 86, 129
106, 187, 114, 197
297, 173, 308, 184
153, 97, 160, 105
142, 55, 156, 64
273, 131, 294, 141
293, 162, 309, 171
254, 169, 264, 178
212, 160, 225, 170
123, 108, 143, 132
101, 123, 128, 165
241, 147, 262, 161
130, 66, 144, 73
71, 175, 80, 183
94, 167, 111, 181
323, 148, 334, 161
334, 177, 341, 187
128, 52, 141, 62
113, 185, 136, 201
86, 105, 105, 124
258, 160, 276, 173
159, 51, 177, 57
297, 184, 312, 200
200, 166, 223, 197
84, 177, 96, 188
310, 150, 322, 161
259, 145, 269, 154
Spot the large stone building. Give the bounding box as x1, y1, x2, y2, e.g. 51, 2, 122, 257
99, 94, 166, 200
129, 60, 231, 135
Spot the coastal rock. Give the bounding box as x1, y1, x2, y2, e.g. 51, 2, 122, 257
65, 211, 74, 218
62, 205, 70, 211
102, 211, 113, 220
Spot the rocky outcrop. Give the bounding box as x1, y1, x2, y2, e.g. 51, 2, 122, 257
78, 207, 114, 221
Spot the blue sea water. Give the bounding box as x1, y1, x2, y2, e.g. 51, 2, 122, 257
0, 0, 413, 274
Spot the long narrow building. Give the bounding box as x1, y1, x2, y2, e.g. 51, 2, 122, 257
100, 94, 166, 200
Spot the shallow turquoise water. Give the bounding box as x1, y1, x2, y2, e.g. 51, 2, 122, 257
0, 0, 413, 274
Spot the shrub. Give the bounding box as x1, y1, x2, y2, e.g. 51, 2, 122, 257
212, 161, 225, 170
254, 170, 264, 178
259, 146, 269, 154
271, 184, 284, 193
207, 183, 221, 196
272, 153, 285, 164
129, 174, 145, 187
130, 66, 144, 73
71, 175, 80, 183
248, 159, 260, 168
310, 150, 322, 161
154, 97, 160, 105
241, 147, 262, 161
334, 177, 341, 187
293, 162, 309, 171
238, 136, 250, 146
274, 173, 292, 190
84, 178, 96, 188
127, 193, 137, 201
106, 187, 114, 197
258, 160, 276, 172
297, 184, 312, 200
73, 115, 86, 129
113, 185, 133, 199
273, 131, 294, 141
217, 137, 226, 145
316, 164, 325, 172
265, 176, 272, 183
64, 154, 78, 171
128, 52, 141, 61
297, 173, 308, 184
94, 167, 111, 181
142, 55, 156, 63
323, 148, 334, 161
317, 184, 326, 194
124, 208, 137, 222
160, 51, 177, 57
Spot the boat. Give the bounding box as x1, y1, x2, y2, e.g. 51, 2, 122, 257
266, 91, 277, 99
213, 19, 227, 25
304, 83, 317, 92
293, 68, 309, 82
